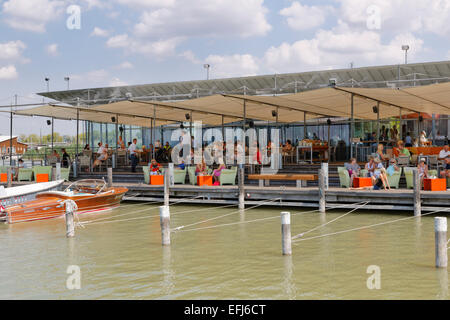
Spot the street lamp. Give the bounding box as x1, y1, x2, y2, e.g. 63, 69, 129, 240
402, 45, 409, 64
44, 77, 50, 92
203, 64, 210, 80
64, 77, 70, 90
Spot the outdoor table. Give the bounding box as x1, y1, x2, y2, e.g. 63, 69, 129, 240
423, 178, 447, 191
407, 147, 442, 156
197, 175, 213, 186
353, 177, 372, 188
296, 145, 313, 164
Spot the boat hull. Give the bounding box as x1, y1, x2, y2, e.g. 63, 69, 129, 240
0, 180, 64, 208
2, 187, 128, 224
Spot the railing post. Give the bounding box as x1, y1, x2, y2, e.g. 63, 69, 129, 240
281, 212, 292, 255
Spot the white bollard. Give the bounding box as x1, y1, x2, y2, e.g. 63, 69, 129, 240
413, 168, 421, 217
238, 166, 245, 210
321, 162, 329, 190
107, 167, 113, 188
159, 205, 171, 246
164, 170, 170, 206
56, 162, 61, 180
7, 167, 12, 188
281, 212, 292, 255
435, 217, 447, 268
65, 201, 75, 238
319, 169, 326, 213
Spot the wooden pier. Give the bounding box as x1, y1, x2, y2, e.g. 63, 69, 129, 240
116, 183, 449, 212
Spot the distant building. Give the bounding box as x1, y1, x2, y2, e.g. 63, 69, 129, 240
0, 136, 28, 156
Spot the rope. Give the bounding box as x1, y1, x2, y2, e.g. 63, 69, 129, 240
292, 201, 369, 240
292, 207, 450, 244
171, 197, 281, 232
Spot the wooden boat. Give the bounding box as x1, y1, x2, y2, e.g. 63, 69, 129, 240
0, 179, 128, 224
0, 180, 64, 208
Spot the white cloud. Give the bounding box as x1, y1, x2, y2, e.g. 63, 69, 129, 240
46, 43, 59, 57
109, 77, 128, 86
107, 34, 181, 57
2, 0, 65, 33
91, 27, 109, 37
337, 0, 450, 36
279, 1, 333, 31
133, 0, 271, 39
0, 40, 26, 61
179, 50, 201, 64
115, 61, 134, 69
204, 54, 259, 78
0, 65, 18, 80
114, 0, 175, 8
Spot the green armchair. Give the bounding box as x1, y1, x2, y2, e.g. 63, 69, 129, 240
32, 166, 52, 182
60, 167, 70, 181
404, 168, 438, 189
219, 166, 237, 185
18, 168, 33, 181
338, 167, 350, 188
386, 167, 402, 189
360, 169, 368, 178
188, 166, 213, 185
143, 166, 150, 184
161, 168, 187, 184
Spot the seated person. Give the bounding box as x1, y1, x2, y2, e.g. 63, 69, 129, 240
117, 136, 125, 150
372, 158, 390, 190
195, 159, 207, 176
177, 160, 186, 170
213, 162, 226, 183
438, 145, 450, 161
417, 158, 429, 185
440, 156, 450, 179
375, 143, 388, 162
365, 156, 375, 177
93, 142, 108, 169
344, 157, 360, 187
149, 159, 161, 175
397, 141, 411, 158
386, 158, 400, 177
282, 140, 293, 154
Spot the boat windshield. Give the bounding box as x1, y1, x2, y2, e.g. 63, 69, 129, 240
64, 179, 107, 195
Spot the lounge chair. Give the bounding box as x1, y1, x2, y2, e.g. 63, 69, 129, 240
18, 168, 33, 181
404, 167, 438, 189
32, 166, 52, 182
337, 167, 350, 188
188, 166, 213, 185
143, 166, 150, 184
161, 168, 187, 184
60, 167, 71, 181
219, 166, 237, 185
386, 167, 402, 189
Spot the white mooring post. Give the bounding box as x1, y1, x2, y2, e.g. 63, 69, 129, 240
319, 168, 326, 213
435, 217, 447, 268
6, 167, 12, 188
159, 205, 171, 246
321, 162, 329, 190
51, 167, 57, 182
168, 163, 174, 187
281, 212, 292, 255
56, 162, 61, 180
107, 167, 113, 188
65, 201, 75, 238
238, 166, 245, 210
164, 169, 170, 206
413, 168, 421, 217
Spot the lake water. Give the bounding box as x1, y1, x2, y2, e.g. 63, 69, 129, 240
0, 202, 448, 299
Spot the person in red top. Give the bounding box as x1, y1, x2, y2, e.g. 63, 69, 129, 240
149, 159, 161, 175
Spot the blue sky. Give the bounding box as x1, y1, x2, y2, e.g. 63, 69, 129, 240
0, 0, 450, 135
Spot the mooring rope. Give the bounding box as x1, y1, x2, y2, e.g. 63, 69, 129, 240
291, 201, 370, 240
292, 207, 450, 244
171, 197, 282, 232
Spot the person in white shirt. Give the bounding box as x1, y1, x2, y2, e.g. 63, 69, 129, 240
129, 138, 138, 172
93, 142, 107, 169
438, 145, 450, 160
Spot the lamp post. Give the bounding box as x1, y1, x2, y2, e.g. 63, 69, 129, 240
402, 45, 409, 64
64, 77, 70, 90
203, 64, 210, 80
45, 77, 50, 92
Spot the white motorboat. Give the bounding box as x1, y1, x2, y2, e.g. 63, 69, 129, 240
0, 180, 64, 208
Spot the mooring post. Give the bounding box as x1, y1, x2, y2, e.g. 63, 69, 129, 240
281, 212, 292, 255
321, 162, 329, 190
413, 168, 421, 217
65, 201, 75, 238
72, 160, 77, 178
238, 166, 245, 210
6, 167, 12, 188
435, 217, 447, 268
164, 169, 170, 206
319, 168, 326, 213
56, 162, 61, 180
51, 167, 57, 182
159, 205, 171, 246
107, 167, 113, 188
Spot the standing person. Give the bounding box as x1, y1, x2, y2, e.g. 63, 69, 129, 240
129, 138, 138, 173
61, 148, 71, 168
405, 132, 413, 147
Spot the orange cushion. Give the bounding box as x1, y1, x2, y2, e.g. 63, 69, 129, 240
150, 175, 164, 185
36, 173, 49, 183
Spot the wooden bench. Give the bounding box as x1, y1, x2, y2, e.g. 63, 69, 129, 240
248, 174, 318, 188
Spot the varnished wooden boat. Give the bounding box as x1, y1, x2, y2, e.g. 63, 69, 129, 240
0, 179, 128, 224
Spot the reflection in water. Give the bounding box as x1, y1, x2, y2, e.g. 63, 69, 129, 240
283, 256, 296, 299
0, 204, 445, 299
162, 246, 174, 297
